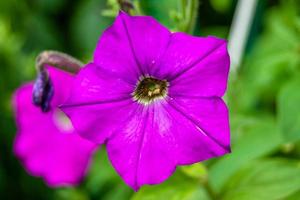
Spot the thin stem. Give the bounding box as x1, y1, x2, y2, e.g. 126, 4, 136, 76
177, 0, 199, 34
203, 181, 218, 200
180, 0, 187, 19
36, 50, 83, 75
228, 0, 258, 72
117, 0, 134, 14
185, 0, 199, 34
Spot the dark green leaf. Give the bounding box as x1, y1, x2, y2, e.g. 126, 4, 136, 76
54, 188, 88, 200
222, 159, 300, 200
85, 148, 131, 198
70, 0, 113, 59
278, 76, 300, 142
132, 172, 210, 200
209, 117, 283, 192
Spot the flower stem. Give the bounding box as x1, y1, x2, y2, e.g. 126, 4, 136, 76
36, 50, 83, 75
228, 0, 258, 71
117, 0, 134, 14
203, 181, 218, 200
178, 0, 199, 34
185, 0, 199, 34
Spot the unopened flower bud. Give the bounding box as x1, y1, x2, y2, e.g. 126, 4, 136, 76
32, 71, 54, 112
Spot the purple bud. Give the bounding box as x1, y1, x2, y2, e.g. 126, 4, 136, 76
41, 79, 54, 112
32, 71, 54, 112
33, 71, 47, 106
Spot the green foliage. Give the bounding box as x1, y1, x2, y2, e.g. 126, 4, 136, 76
209, 116, 283, 192
180, 163, 207, 180
230, 0, 300, 114
278, 75, 300, 142
170, 0, 199, 33
140, 0, 178, 29
132, 172, 210, 200
285, 189, 300, 200
210, 0, 232, 13
84, 148, 133, 200
55, 188, 89, 200
222, 159, 300, 200
70, 0, 113, 59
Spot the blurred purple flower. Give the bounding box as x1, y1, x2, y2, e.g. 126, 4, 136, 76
61, 12, 230, 190
13, 66, 97, 186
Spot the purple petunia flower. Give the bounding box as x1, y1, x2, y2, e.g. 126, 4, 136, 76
61, 12, 230, 190
13, 66, 97, 186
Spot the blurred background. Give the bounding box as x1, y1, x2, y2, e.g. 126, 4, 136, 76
0, 0, 300, 199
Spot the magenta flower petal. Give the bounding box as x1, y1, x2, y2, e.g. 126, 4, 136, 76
157, 33, 229, 97
107, 98, 229, 190
106, 102, 176, 191
13, 66, 97, 187
166, 97, 230, 164
61, 63, 137, 143
93, 12, 171, 83
66, 63, 134, 103
62, 12, 230, 190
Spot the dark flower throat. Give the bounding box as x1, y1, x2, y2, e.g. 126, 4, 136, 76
133, 77, 168, 104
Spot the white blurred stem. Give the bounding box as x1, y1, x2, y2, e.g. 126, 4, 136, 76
228, 0, 258, 72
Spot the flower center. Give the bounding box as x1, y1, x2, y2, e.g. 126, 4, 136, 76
53, 109, 74, 133
133, 77, 168, 104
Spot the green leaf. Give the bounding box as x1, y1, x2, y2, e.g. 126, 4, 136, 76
210, 0, 232, 13
222, 159, 300, 200
102, 183, 133, 200
54, 188, 88, 200
179, 163, 207, 180
35, 0, 66, 13
140, 0, 178, 29
70, 0, 113, 59
131, 172, 210, 200
101, 0, 119, 17
231, 0, 300, 113
23, 14, 63, 51
278, 76, 300, 142
209, 116, 283, 192
285, 189, 300, 200
85, 148, 131, 198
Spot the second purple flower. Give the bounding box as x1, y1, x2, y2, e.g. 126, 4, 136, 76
61, 11, 230, 190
